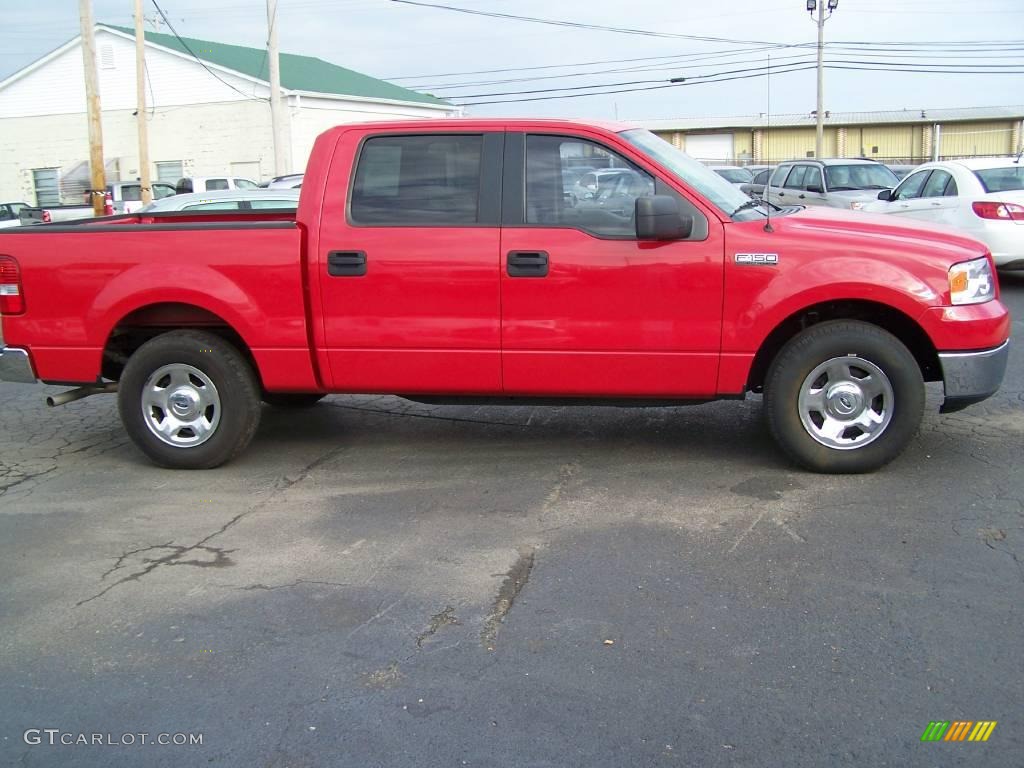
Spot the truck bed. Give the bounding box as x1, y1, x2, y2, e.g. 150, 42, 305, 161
0, 210, 315, 390
15, 209, 298, 229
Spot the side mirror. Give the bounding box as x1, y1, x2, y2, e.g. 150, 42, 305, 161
877, 189, 893, 201
635, 195, 692, 240
806, 184, 824, 194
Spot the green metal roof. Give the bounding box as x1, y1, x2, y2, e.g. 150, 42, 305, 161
99, 23, 449, 107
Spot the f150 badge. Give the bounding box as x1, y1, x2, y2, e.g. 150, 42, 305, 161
734, 253, 779, 265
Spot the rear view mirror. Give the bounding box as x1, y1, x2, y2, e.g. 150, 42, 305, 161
877, 189, 893, 201
635, 195, 691, 240
806, 184, 824, 194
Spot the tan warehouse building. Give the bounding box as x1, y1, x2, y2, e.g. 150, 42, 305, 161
642, 105, 1024, 165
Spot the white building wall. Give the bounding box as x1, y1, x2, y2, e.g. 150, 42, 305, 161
0, 101, 276, 203
288, 95, 458, 174
0, 29, 264, 119
0, 27, 457, 201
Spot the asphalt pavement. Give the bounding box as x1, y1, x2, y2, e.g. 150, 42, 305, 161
1, 274, 1022, 767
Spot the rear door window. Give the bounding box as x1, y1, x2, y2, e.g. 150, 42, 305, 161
921, 170, 956, 198
350, 134, 483, 225
248, 198, 299, 210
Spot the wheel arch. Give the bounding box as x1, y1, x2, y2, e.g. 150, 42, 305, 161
746, 299, 940, 392
101, 301, 260, 384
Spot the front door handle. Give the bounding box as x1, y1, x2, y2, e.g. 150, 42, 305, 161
327, 250, 367, 277
507, 251, 549, 277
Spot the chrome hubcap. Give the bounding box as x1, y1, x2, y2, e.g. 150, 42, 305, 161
798, 356, 894, 450
141, 364, 221, 448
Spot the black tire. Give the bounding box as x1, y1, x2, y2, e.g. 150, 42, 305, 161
118, 330, 261, 469
262, 393, 325, 408
764, 320, 924, 474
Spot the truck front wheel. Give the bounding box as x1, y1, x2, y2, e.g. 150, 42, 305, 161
118, 330, 262, 469
764, 320, 924, 473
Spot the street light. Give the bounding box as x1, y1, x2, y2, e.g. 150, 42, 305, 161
808, 0, 838, 158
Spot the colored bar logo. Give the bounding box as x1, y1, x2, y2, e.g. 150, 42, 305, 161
921, 721, 997, 742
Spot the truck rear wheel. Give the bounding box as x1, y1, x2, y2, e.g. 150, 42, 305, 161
764, 320, 924, 473
118, 330, 261, 469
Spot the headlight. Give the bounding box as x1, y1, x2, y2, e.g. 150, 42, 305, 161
948, 257, 995, 305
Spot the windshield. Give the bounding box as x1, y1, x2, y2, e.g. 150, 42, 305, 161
620, 129, 749, 215
715, 168, 753, 183
823, 164, 899, 190
974, 166, 1024, 193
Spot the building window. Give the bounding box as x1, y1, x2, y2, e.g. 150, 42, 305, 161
155, 161, 184, 183
32, 168, 61, 206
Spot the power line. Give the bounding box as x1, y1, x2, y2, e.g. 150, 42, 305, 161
411, 47, 1024, 91
456, 63, 1024, 106
451, 58, 1024, 101
149, 0, 268, 102
385, 0, 782, 46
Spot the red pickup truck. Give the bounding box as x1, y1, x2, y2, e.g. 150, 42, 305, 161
0, 119, 1010, 473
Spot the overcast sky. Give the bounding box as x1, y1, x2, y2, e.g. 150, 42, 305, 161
2, 0, 1022, 120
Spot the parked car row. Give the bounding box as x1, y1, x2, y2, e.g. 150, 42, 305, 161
719, 155, 1023, 270
862, 158, 1024, 270
13, 175, 300, 225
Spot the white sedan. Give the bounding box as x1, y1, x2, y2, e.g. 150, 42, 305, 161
861, 158, 1024, 270
139, 189, 300, 213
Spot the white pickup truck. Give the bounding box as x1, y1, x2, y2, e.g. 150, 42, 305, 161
0, 202, 28, 229
18, 181, 178, 224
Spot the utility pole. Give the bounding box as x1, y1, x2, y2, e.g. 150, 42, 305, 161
808, 0, 838, 159
79, 0, 106, 215
134, 0, 152, 205
267, 0, 287, 176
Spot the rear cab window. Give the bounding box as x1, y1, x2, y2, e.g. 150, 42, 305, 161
350, 134, 483, 225
206, 179, 230, 191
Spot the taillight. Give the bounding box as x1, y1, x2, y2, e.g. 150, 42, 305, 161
41, 210, 51, 224
0, 256, 25, 315
972, 201, 1024, 221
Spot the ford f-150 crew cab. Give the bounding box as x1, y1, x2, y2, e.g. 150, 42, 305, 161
0, 119, 1011, 473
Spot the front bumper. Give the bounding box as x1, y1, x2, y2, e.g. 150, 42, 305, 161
938, 340, 1009, 413
0, 347, 38, 384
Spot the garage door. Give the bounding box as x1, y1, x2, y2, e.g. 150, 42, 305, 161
684, 133, 734, 162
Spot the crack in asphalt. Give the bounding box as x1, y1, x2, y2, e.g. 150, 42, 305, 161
416, 605, 460, 648
76, 444, 350, 607
230, 579, 350, 591
481, 547, 535, 651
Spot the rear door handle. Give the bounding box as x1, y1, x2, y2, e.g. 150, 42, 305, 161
507, 251, 549, 277
327, 250, 367, 277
